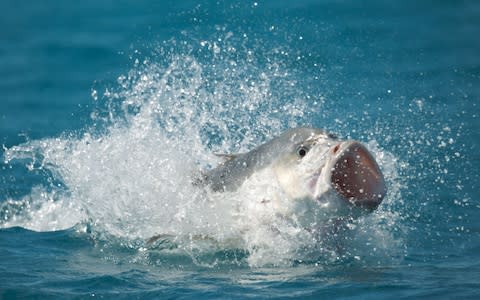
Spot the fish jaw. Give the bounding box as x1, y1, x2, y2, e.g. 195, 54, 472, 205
328, 141, 386, 210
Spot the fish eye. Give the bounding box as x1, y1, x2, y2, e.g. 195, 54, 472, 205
327, 133, 339, 140
296, 146, 309, 158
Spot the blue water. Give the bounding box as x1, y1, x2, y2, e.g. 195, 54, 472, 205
1, 0, 479, 299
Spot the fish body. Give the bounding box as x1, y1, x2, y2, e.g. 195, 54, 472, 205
201, 127, 386, 215
147, 128, 387, 247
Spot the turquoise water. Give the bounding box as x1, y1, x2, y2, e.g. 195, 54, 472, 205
1, 1, 479, 298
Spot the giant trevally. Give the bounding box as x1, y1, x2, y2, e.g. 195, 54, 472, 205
199, 127, 386, 221
148, 127, 386, 245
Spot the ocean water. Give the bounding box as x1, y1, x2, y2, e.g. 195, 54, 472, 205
1, 0, 479, 299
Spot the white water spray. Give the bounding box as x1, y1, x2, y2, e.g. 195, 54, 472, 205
1, 34, 404, 266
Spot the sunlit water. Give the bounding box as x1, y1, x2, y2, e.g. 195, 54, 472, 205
0, 1, 479, 298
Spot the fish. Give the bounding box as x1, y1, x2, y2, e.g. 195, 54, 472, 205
147, 127, 387, 247
200, 127, 386, 214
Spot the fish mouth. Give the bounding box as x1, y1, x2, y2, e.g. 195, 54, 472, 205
330, 141, 386, 210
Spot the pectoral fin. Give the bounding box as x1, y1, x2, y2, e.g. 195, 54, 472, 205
214, 153, 238, 162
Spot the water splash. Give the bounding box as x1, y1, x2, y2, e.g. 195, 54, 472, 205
1, 32, 405, 266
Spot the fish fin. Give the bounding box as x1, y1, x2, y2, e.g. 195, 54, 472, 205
146, 233, 175, 245
214, 153, 238, 161
146, 234, 178, 250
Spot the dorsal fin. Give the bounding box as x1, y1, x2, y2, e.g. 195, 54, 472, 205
214, 153, 238, 162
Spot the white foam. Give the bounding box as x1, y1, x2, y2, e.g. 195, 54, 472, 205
1, 35, 404, 266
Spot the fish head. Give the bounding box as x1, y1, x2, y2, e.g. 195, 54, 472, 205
272, 128, 386, 212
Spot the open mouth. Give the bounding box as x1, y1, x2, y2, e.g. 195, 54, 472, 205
330, 142, 386, 210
